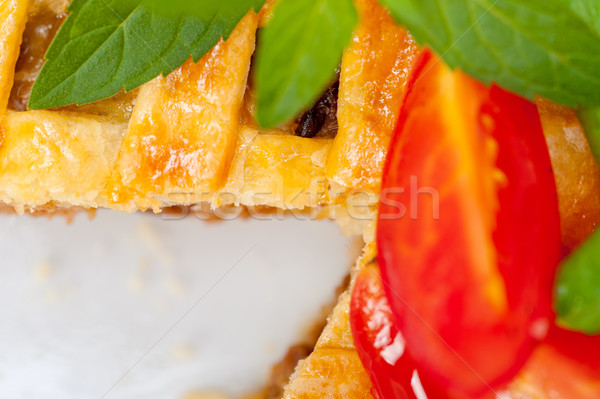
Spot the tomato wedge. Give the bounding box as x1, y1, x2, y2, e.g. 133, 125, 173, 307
350, 264, 412, 399
376, 50, 561, 396
350, 263, 447, 399
351, 267, 600, 399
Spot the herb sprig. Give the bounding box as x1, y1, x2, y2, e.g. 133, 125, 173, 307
254, 0, 357, 128
28, 0, 266, 110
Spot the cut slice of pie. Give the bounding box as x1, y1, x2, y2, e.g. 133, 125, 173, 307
2, 1, 600, 399
0, 1, 411, 396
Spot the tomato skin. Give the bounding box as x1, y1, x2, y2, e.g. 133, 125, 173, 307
376, 50, 561, 396
350, 265, 412, 399
350, 264, 449, 399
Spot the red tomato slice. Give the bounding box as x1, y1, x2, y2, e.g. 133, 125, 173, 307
350, 264, 447, 399
351, 267, 600, 399
350, 264, 413, 399
544, 326, 600, 371
505, 326, 600, 398
376, 49, 561, 396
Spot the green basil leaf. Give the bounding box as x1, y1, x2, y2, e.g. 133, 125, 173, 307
28, 0, 265, 110
255, 0, 357, 128
555, 228, 600, 335
379, 0, 600, 107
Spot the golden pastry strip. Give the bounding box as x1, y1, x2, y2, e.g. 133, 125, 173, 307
112, 12, 259, 211
222, 128, 332, 209
258, 0, 278, 28
537, 99, 600, 250
326, 0, 419, 192
0, 110, 126, 212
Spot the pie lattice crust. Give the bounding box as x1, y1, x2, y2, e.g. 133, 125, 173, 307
0, 0, 416, 220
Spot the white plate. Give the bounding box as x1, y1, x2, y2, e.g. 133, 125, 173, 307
0, 210, 353, 399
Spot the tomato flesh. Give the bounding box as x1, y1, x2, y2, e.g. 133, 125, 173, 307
350, 264, 449, 399
375, 50, 562, 396
504, 326, 600, 398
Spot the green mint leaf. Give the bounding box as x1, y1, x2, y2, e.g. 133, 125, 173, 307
379, 0, 600, 107
555, 228, 600, 335
255, 0, 357, 128
28, 0, 265, 110
566, 0, 600, 35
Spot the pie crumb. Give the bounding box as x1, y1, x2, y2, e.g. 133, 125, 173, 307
172, 343, 195, 361
34, 260, 54, 283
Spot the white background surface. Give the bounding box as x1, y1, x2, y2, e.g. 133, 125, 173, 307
0, 210, 354, 399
